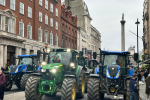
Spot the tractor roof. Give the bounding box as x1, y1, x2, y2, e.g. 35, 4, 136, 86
51, 48, 78, 53
102, 50, 130, 54
18, 54, 37, 57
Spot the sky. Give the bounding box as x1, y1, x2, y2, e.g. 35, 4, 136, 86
85, 0, 144, 52
62, 0, 144, 52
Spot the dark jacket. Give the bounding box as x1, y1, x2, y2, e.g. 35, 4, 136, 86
145, 76, 150, 94
129, 78, 138, 93
0, 73, 5, 86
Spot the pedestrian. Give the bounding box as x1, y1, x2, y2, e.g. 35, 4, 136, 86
129, 73, 138, 100
141, 71, 144, 82
0, 69, 5, 100
144, 70, 148, 79
138, 71, 141, 81
129, 67, 134, 76
145, 69, 150, 100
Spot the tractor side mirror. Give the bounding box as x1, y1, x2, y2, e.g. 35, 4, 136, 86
134, 53, 138, 61
93, 52, 97, 59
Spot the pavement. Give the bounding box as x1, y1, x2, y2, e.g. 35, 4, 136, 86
139, 82, 147, 100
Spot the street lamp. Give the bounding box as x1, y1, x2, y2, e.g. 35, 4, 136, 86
135, 18, 140, 68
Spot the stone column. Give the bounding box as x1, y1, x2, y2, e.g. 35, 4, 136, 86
25, 49, 30, 55
3, 45, 7, 67
18, 48, 22, 55
2, 15, 5, 31
15, 47, 19, 57
0, 45, 4, 69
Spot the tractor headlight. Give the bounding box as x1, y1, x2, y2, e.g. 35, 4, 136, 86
47, 48, 51, 53
15, 68, 19, 73
41, 69, 46, 72
49, 69, 56, 73
70, 63, 75, 67
41, 62, 47, 67
115, 70, 120, 78
106, 70, 110, 77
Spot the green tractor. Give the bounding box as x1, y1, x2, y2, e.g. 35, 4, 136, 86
87, 49, 139, 100
77, 51, 99, 92
25, 48, 85, 100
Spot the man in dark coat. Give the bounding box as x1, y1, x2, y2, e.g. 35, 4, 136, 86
129, 73, 138, 100
0, 69, 5, 100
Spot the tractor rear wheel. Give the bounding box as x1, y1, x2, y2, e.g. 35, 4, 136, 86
61, 78, 76, 100
20, 74, 30, 91
87, 77, 101, 100
124, 79, 130, 100
85, 74, 89, 93
76, 70, 85, 99
25, 76, 42, 100
5, 74, 12, 91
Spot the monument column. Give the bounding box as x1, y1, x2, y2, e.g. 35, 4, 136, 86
120, 14, 126, 51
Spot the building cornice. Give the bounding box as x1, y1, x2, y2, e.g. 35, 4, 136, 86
83, 14, 92, 20
61, 16, 78, 28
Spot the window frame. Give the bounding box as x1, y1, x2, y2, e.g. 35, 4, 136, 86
38, 28, 43, 42
19, 21, 24, 37
0, 0, 5, 6
5, 17, 9, 32
50, 18, 53, 27
10, 0, 15, 10
50, 33, 53, 45
50, 3, 53, 13
28, 6, 32, 18
55, 21, 58, 30
45, 31, 48, 43
55, 8, 58, 17
27, 25, 32, 39
55, 35, 58, 46
39, 0, 42, 6
45, 0, 48, 10
39, 12, 42, 22
0, 15, 2, 30
20, 2, 24, 15
45, 15, 48, 25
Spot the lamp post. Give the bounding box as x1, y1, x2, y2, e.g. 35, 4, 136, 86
135, 18, 140, 68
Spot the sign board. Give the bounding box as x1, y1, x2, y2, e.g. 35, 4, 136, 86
87, 50, 92, 59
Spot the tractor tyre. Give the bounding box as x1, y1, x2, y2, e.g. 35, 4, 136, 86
5, 74, 12, 91
124, 79, 130, 100
87, 77, 101, 100
76, 70, 85, 99
25, 76, 42, 100
61, 78, 76, 100
45, 92, 57, 97
20, 74, 30, 91
85, 74, 89, 93
16, 80, 21, 89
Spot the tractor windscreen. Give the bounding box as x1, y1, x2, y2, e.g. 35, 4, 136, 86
19, 57, 32, 65
49, 52, 72, 66
104, 55, 125, 67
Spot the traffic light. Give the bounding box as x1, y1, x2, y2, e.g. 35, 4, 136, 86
134, 53, 138, 61
93, 52, 97, 59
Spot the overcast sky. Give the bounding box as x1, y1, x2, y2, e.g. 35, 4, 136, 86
85, 0, 144, 52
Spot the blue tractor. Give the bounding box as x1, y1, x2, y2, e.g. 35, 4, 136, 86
5, 54, 41, 91
87, 49, 139, 100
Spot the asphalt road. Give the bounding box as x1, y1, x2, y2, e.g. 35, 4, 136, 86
4, 85, 124, 100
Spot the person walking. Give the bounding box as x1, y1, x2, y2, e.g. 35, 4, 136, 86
129, 73, 138, 100
145, 69, 150, 100
0, 69, 5, 100
129, 67, 134, 76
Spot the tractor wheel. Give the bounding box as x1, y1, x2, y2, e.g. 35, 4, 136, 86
76, 70, 85, 99
45, 92, 57, 97
87, 77, 101, 100
85, 74, 89, 93
124, 79, 130, 100
5, 74, 12, 91
25, 76, 42, 100
20, 74, 30, 91
61, 78, 76, 100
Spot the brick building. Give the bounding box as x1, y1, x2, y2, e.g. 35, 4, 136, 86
0, 0, 61, 67
61, 5, 77, 49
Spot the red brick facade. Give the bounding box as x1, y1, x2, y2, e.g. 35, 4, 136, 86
61, 5, 77, 50
0, 0, 61, 47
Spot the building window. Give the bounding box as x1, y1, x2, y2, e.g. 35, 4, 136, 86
39, 0, 42, 6
45, 15, 48, 25
66, 26, 67, 33
66, 39, 67, 48
5, 17, 9, 32
28, 6, 32, 18
45, 31, 48, 43
55, 35, 58, 46
27, 25, 32, 39
20, 2, 24, 14
50, 18, 53, 27
10, 0, 15, 10
50, 3, 53, 13
72, 30, 73, 36
62, 24, 64, 31
50, 33, 53, 45
0, 15, 1, 30
55, 22, 58, 30
69, 28, 70, 34
45, 0, 48, 10
55, 8, 58, 17
19, 22, 24, 37
39, 28, 42, 42
62, 37, 65, 48
39, 12, 42, 22
0, 0, 5, 6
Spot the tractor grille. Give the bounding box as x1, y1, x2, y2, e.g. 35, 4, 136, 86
41, 69, 55, 80
43, 85, 50, 91
10, 65, 18, 73
108, 65, 119, 77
